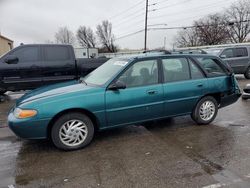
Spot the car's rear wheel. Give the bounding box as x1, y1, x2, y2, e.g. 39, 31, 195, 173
244, 67, 250, 79
51, 112, 94, 151
191, 96, 218, 125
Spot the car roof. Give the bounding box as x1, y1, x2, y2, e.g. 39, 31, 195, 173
117, 53, 219, 61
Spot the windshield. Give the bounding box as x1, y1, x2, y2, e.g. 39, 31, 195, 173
203, 48, 222, 56
83, 59, 129, 86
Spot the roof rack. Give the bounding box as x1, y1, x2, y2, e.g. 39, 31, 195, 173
172, 49, 207, 54
142, 50, 171, 54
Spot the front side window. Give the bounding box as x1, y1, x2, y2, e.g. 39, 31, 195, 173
195, 58, 226, 76
117, 60, 158, 88
220, 49, 234, 58
11, 47, 39, 62
162, 58, 190, 83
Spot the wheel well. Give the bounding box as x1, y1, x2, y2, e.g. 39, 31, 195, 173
46, 108, 99, 139
204, 93, 221, 104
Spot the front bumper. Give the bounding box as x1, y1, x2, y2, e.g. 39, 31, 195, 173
242, 92, 250, 99
8, 112, 50, 139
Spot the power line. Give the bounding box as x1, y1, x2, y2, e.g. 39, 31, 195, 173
112, 12, 145, 29
113, 18, 145, 31
149, 0, 226, 20
108, 0, 145, 21
115, 19, 250, 41
116, 29, 145, 40
150, 0, 194, 12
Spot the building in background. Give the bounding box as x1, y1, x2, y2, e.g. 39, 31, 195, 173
74, 48, 98, 58
0, 34, 13, 56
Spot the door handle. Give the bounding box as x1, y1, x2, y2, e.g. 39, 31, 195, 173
147, 90, 157, 95
197, 84, 203, 87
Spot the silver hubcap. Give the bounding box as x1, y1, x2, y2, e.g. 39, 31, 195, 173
199, 101, 215, 121
59, 120, 88, 147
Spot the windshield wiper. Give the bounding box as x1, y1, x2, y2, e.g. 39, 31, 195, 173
79, 78, 87, 85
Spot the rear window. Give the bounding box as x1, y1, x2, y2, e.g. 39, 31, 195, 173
195, 57, 226, 76
234, 48, 248, 57
44, 46, 70, 61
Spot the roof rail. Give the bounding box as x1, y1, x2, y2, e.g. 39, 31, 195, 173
143, 50, 171, 54
173, 49, 207, 54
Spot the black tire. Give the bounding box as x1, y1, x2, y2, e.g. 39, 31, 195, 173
51, 112, 95, 151
242, 95, 249, 100
0, 89, 6, 95
191, 96, 218, 125
244, 67, 250, 79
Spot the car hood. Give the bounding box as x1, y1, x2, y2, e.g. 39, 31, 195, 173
16, 80, 96, 106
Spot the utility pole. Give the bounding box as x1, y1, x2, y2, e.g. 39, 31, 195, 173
144, 0, 149, 51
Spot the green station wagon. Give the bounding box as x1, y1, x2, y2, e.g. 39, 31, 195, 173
8, 54, 241, 150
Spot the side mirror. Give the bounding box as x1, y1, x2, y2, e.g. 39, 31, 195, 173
4, 55, 18, 64
108, 80, 126, 90
220, 55, 227, 59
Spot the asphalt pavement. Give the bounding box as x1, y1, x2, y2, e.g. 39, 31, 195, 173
0, 76, 250, 188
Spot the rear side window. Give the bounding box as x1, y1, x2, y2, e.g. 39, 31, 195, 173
234, 48, 248, 57
44, 46, 70, 61
189, 61, 204, 79
11, 47, 39, 62
162, 58, 190, 83
195, 58, 226, 76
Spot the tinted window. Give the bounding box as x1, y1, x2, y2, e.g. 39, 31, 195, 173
220, 49, 234, 58
234, 48, 248, 57
189, 61, 204, 79
117, 60, 158, 88
11, 47, 39, 62
162, 58, 190, 83
44, 46, 70, 61
196, 58, 226, 76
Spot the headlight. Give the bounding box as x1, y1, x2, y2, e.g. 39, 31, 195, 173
13, 108, 37, 119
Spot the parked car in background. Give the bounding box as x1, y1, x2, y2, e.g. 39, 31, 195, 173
242, 84, 250, 100
204, 45, 250, 79
0, 44, 108, 95
8, 53, 241, 150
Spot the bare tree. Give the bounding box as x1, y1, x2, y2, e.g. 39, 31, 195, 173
194, 14, 230, 45
225, 0, 250, 43
77, 26, 96, 48
55, 26, 75, 45
175, 28, 200, 47
96, 20, 117, 52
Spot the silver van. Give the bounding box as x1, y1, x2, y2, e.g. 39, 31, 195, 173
204, 46, 250, 79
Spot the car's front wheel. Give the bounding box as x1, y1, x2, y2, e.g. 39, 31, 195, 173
51, 112, 94, 151
191, 96, 218, 125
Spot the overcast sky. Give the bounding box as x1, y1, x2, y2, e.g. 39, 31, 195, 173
0, 0, 238, 50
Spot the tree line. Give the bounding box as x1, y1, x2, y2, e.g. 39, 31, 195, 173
175, 0, 250, 47
54, 20, 117, 53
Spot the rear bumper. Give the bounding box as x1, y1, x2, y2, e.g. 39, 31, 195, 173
220, 92, 242, 108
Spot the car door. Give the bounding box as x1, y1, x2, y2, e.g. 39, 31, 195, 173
41, 45, 76, 86
161, 57, 208, 117
1, 45, 42, 90
105, 58, 164, 127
